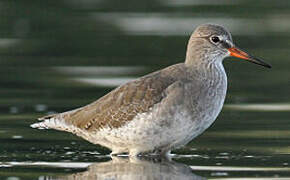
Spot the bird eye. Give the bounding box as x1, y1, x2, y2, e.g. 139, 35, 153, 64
211, 36, 220, 43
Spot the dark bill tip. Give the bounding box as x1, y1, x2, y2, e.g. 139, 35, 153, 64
228, 47, 272, 69
248, 55, 272, 68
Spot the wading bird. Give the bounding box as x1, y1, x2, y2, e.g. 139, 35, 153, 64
31, 24, 271, 157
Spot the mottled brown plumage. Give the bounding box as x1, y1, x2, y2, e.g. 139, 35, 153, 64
39, 64, 186, 131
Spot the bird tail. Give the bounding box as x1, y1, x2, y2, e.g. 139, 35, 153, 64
30, 114, 65, 130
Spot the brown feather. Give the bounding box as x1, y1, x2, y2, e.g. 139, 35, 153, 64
38, 63, 186, 131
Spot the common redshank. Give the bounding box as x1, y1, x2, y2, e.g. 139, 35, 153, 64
31, 24, 271, 157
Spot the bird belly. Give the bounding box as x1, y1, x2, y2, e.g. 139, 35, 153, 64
86, 103, 221, 154
78, 87, 226, 154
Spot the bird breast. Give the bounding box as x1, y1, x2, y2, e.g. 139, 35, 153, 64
187, 62, 227, 132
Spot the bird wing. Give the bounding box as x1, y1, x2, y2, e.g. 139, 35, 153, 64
38, 63, 186, 132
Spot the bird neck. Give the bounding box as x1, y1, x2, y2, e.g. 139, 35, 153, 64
185, 52, 224, 72
185, 38, 216, 67
185, 53, 227, 85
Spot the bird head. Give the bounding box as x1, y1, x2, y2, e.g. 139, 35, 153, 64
185, 24, 271, 68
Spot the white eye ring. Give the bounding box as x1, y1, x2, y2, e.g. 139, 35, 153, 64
210, 36, 221, 44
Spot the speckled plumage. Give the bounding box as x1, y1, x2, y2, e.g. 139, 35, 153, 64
31, 24, 269, 157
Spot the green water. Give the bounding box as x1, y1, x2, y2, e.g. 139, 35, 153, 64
1, 0, 290, 179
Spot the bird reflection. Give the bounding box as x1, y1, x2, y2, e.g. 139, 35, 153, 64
56, 156, 206, 180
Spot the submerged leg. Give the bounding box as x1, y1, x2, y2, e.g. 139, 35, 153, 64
110, 149, 126, 157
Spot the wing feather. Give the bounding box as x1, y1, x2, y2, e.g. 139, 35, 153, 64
37, 63, 186, 132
